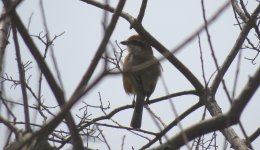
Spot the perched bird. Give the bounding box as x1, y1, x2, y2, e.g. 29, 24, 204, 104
121, 35, 161, 129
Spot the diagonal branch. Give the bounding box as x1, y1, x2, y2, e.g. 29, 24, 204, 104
153, 66, 260, 150
211, 4, 260, 93
12, 26, 32, 132
248, 127, 260, 144
56, 90, 199, 148
231, 0, 248, 21
15, 0, 127, 149
142, 101, 203, 149
2, 2, 84, 149
81, 0, 204, 94
39, 0, 65, 90
137, 0, 148, 24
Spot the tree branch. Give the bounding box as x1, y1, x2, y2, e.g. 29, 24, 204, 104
2, 2, 84, 149
153, 66, 260, 149
81, 0, 205, 95
12, 26, 32, 132
211, 4, 260, 93
142, 101, 203, 149
137, 0, 148, 24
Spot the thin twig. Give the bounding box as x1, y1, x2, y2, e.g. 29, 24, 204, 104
12, 26, 32, 132
211, 4, 260, 93
96, 125, 111, 150
20, 1, 127, 149
153, 66, 259, 149
197, 34, 208, 87
142, 101, 203, 149
81, 0, 205, 94
39, 0, 65, 90
7, 4, 83, 150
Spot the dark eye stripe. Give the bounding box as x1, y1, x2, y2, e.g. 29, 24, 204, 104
130, 39, 144, 47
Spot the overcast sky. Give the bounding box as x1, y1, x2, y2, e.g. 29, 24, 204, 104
1, 0, 259, 149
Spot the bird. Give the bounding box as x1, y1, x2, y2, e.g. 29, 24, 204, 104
121, 35, 161, 129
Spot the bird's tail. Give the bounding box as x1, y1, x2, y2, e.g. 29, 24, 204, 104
130, 93, 145, 129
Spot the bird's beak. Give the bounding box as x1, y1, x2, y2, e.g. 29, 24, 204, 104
120, 40, 128, 45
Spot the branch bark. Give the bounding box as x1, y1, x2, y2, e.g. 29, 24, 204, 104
2, 1, 84, 149
153, 66, 260, 149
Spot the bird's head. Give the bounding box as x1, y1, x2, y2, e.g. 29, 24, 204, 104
121, 35, 153, 55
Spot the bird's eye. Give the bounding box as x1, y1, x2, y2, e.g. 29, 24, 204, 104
130, 39, 144, 47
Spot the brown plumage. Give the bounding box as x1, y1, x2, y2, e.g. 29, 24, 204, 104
121, 35, 161, 129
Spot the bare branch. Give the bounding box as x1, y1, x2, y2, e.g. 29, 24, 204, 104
142, 101, 203, 149
81, 0, 206, 93
17, 0, 127, 149
231, 0, 248, 21
3, 2, 84, 149
39, 0, 65, 91
153, 65, 259, 149
137, 0, 148, 24
12, 26, 32, 132
0, 115, 18, 135
211, 4, 260, 93
248, 127, 260, 144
